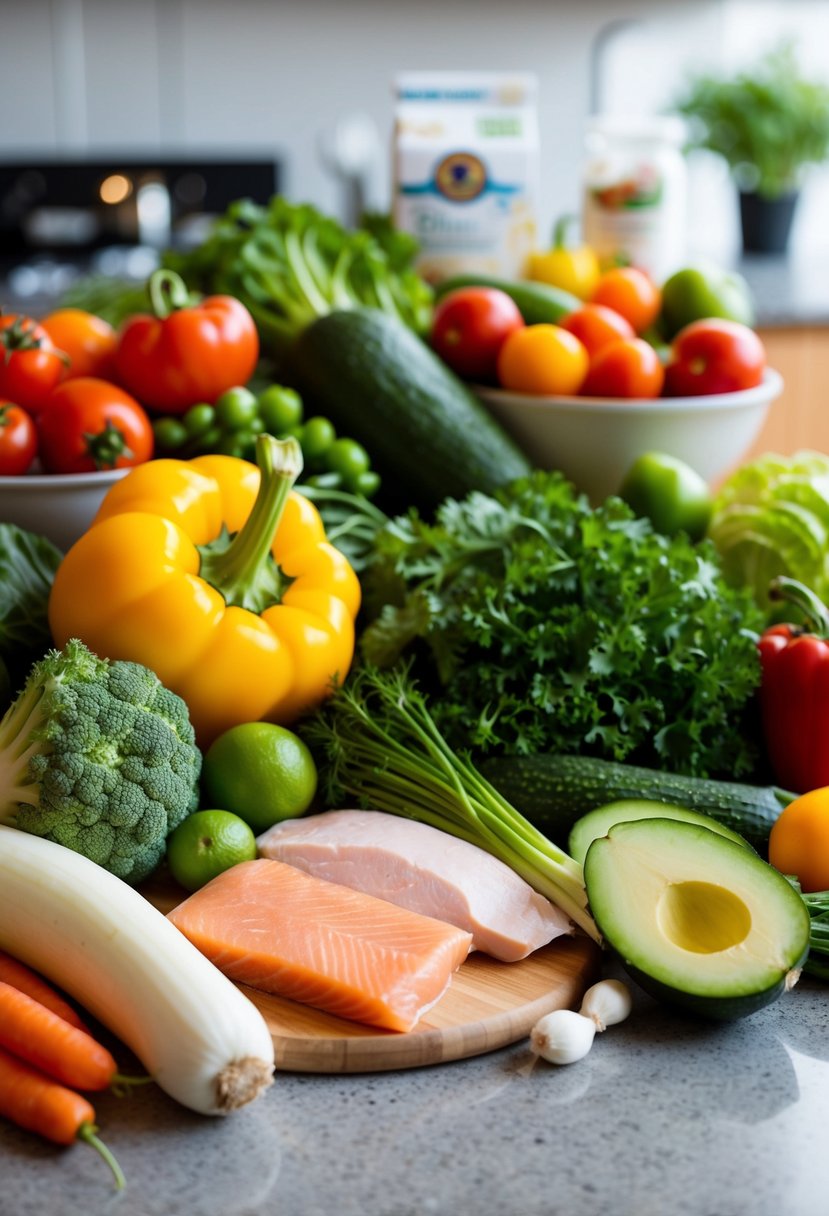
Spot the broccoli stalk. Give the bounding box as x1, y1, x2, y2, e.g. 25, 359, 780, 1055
0, 640, 201, 884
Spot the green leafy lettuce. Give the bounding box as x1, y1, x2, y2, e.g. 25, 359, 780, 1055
360, 471, 766, 778
708, 450, 829, 617
162, 198, 434, 359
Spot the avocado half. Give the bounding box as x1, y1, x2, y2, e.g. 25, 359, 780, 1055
584, 818, 811, 1020
568, 799, 751, 866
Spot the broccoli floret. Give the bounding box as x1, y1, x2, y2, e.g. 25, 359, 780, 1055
0, 639, 201, 883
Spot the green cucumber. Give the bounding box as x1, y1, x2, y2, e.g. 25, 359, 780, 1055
568, 798, 752, 864
284, 308, 532, 512
434, 275, 580, 326
478, 752, 793, 856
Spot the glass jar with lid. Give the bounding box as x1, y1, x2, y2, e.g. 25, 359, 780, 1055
581, 115, 687, 286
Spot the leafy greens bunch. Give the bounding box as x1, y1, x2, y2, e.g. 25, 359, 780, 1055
360, 471, 766, 778
162, 199, 434, 358
0, 523, 63, 702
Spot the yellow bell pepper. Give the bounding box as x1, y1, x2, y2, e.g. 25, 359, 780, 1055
526, 215, 601, 301
48, 435, 361, 747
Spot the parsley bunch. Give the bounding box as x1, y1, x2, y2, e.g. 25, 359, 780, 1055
361, 471, 766, 778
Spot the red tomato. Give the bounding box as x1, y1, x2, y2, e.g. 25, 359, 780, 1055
431, 287, 525, 382
582, 338, 665, 399
0, 401, 37, 475
559, 303, 635, 358
591, 267, 662, 334
114, 271, 260, 413
664, 319, 766, 397
40, 308, 118, 382
37, 378, 154, 474
497, 324, 589, 396
0, 315, 65, 415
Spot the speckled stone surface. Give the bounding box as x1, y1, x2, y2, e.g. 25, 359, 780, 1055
3, 964, 829, 1216
739, 254, 829, 328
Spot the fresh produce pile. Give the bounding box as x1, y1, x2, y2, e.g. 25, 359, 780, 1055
3, 193, 829, 1188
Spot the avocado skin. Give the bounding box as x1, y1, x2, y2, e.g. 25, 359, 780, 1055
612, 952, 807, 1022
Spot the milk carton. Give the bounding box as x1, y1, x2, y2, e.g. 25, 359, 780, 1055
392, 72, 539, 283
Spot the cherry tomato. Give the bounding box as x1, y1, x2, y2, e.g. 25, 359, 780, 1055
0, 401, 37, 475
664, 319, 766, 397
0, 315, 65, 416
40, 308, 118, 382
559, 303, 635, 358
582, 338, 665, 399
591, 267, 662, 334
496, 324, 589, 396
431, 287, 525, 382
36, 378, 154, 474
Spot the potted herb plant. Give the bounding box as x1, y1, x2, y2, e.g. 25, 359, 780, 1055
672, 42, 829, 254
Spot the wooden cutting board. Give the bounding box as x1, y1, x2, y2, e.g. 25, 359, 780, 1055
143, 876, 601, 1074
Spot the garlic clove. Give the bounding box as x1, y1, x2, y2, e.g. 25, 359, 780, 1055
530, 1009, 596, 1065
579, 978, 633, 1032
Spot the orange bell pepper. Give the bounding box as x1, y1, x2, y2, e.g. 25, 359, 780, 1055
48, 435, 361, 747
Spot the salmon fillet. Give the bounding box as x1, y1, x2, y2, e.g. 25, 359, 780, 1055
167, 858, 472, 1033
257, 810, 573, 961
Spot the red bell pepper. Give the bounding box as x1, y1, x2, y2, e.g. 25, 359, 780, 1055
113, 270, 259, 413
758, 576, 829, 794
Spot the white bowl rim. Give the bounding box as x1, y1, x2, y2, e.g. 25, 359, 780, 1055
475, 366, 783, 414
0, 466, 132, 489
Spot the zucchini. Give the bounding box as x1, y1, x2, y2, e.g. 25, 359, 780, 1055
434, 275, 580, 326
478, 752, 793, 856
284, 309, 532, 512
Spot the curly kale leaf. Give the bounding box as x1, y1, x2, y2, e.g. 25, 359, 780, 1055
360, 471, 766, 778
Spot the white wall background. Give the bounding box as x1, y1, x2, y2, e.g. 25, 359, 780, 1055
0, 0, 828, 261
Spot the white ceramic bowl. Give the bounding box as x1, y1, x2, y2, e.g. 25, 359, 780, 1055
0, 467, 131, 552
477, 368, 784, 504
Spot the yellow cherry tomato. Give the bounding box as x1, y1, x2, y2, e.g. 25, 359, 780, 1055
496, 324, 589, 396
769, 786, 829, 893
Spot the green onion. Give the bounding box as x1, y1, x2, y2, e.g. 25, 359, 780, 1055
301, 664, 599, 941
800, 891, 829, 980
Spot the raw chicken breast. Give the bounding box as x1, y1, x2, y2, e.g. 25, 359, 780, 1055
256, 809, 572, 961
167, 858, 472, 1033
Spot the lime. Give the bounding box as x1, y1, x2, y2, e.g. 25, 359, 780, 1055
166, 809, 257, 892
201, 722, 318, 834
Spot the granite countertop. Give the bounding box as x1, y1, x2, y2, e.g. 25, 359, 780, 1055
737, 254, 829, 329
3, 961, 829, 1216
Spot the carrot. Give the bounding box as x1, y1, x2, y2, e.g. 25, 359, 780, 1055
0, 1045, 124, 1189
0, 949, 89, 1032
0, 980, 117, 1091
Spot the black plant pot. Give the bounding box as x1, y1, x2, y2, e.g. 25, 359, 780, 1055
739, 190, 799, 255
